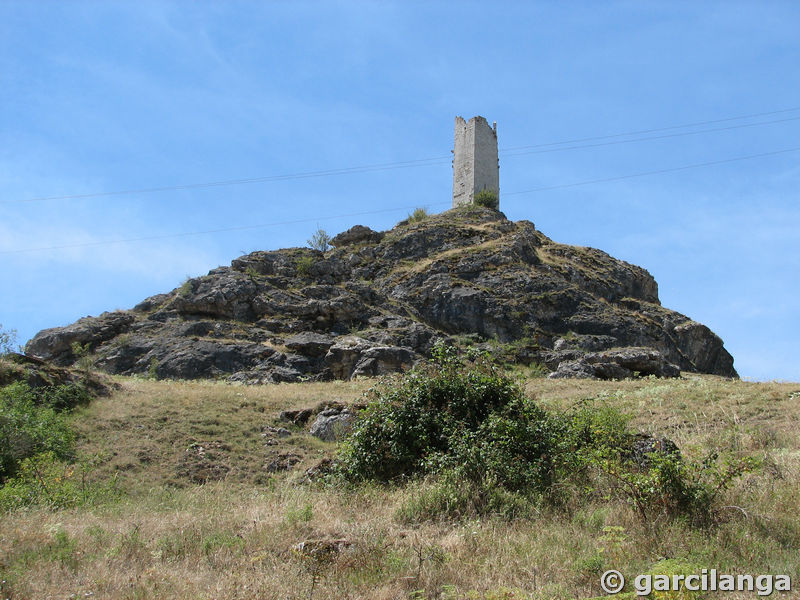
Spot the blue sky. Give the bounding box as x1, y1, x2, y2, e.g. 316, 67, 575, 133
1, 1, 798, 381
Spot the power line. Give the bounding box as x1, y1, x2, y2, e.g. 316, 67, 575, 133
500, 105, 800, 151
501, 115, 800, 158
0, 204, 447, 254
4, 145, 798, 255
4, 105, 800, 205
503, 146, 800, 196
2, 156, 451, 204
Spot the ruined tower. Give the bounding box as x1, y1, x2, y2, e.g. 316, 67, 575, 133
452, 115, 499, 209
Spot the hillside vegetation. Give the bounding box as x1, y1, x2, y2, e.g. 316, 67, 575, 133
1, 360, 798, 599
25, 206, 736, 385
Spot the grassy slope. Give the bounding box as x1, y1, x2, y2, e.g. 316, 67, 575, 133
2, 374, 799, 599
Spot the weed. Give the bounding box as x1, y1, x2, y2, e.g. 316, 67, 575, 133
473, 189, 499, 210
588, 446, 758, 525
112, 332, 131, 348
286, 502, 314, 525
202, 531, 245, 556
148, 357, 159, 380
337, 348, 754, 524
70, 341, 93, 381
598, 525, 627, 564
178, 277, 193, 297
37, 383, 92, 412
335, 343, 523, 483
408, 207, 430, 223
528, 362, 550, 378
293, 541, 338, 600
0, 451, 118, 510
47, 528, 79, 568
245, 265, 260, 281
296, 255, 315, 277
410, 536, 447, 583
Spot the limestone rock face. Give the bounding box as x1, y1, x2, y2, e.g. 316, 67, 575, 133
309, 407, 356, 442
351, 345, 417, 378
324, 336, 375, 380
671, 321, 735, 376
548, 347, 681, 380
25, 311, 135, 365
284, 332, 335, 357
0, 352, 114, 396
330, 225, 384, 247
25, 206, 738, 381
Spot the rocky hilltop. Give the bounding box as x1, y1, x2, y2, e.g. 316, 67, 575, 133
26, 206, 737, 381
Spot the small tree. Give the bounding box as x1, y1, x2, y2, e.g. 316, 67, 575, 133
307, 228, 332, 252
0, 324, 18, 355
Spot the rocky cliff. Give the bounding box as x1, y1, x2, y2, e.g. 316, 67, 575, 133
25, 206, 737, 381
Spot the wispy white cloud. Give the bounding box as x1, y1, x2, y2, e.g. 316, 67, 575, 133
0, 220, 216, 279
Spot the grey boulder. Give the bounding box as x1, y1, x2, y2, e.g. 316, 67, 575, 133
309, 407, 356, 442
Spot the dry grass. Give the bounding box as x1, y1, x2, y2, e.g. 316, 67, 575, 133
529, 374, 800, 454
388, 237, 505, 279
72, 377, 372, 489
2, 374, 800, 599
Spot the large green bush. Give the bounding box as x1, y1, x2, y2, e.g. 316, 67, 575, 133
0, 381, 113, 511
336, 345, 522, 482
0, 382, 84, 482
335, 346, 755, 523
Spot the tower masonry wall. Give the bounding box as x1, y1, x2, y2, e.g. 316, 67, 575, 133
452, 115, 499, 208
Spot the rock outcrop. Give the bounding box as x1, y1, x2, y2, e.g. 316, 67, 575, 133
330, 224, 384, 247
0, 352, 114, 396
548, 347, 681, 380
309, 407, 357, 442
25, 206, 737, 381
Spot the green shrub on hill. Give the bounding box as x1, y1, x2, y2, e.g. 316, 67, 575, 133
0, 382, 76, 482
37, 382, 92, 412
0, 381, 114, 511
588, 445, 757, 526
335, 345, 521, 482
0, 451, 118, 511
335, 344, 755, 523
473, 189, 499, 210
408, 207, 429, 223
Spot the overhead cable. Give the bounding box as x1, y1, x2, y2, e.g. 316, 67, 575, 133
5, 106, 800, 205
4, 146, 798, 255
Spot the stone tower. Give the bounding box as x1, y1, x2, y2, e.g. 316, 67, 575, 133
452, 116, 499, 209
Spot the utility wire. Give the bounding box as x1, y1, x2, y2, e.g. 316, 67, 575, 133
4, 146, 799, 255
503, 146, 800, 196
0, 204, 447, 254
2, 156, 451, 204
500, 105, 800, 151
4, 106, 800, 205
501, 115, 800, 158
